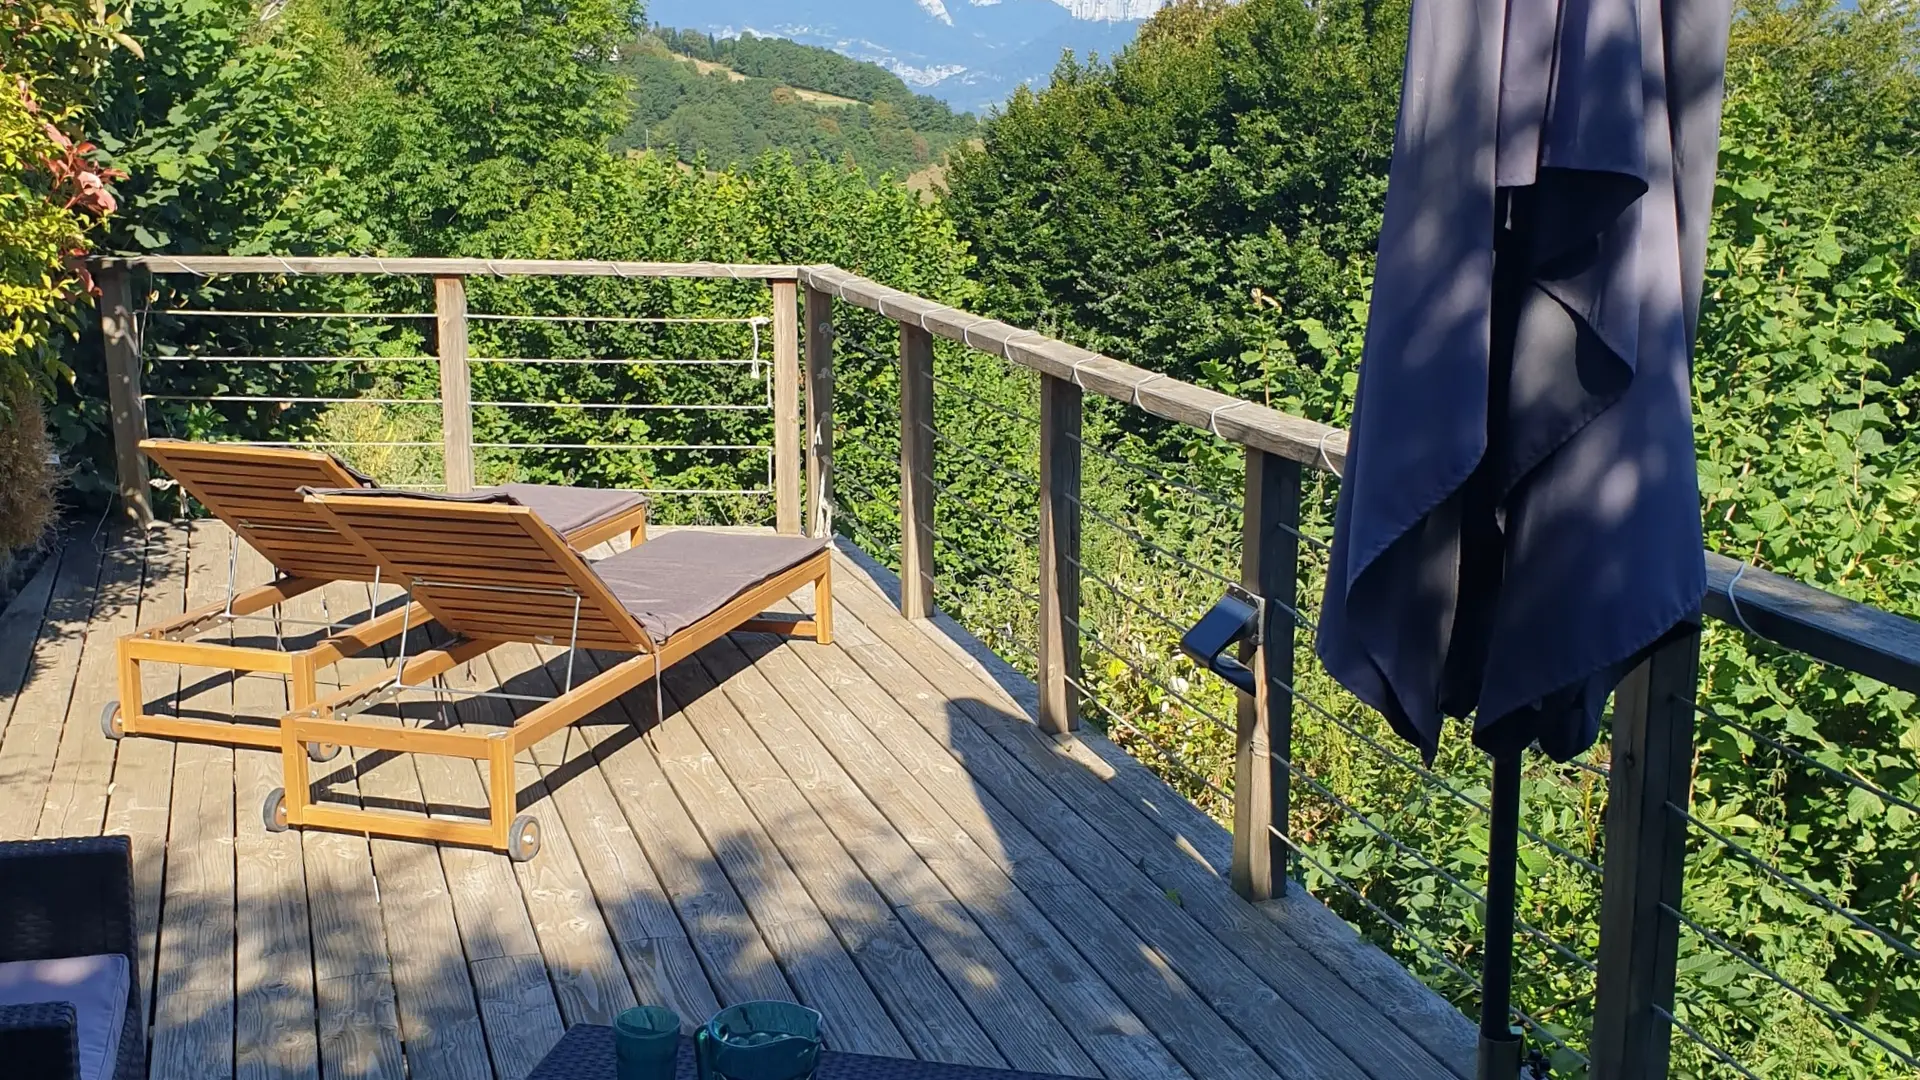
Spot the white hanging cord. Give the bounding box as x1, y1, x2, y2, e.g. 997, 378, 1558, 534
1317, 429, 1344, 478
1725, 562, 1759, 637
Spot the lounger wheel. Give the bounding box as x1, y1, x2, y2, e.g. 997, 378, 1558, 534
506, 814, 541, 862
100, 700, 124, 741
307, 741, 341, 763
263, 788, 289, 833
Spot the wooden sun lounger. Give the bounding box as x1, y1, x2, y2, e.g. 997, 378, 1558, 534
111, 440, 650, 756
265, 491, 832, 859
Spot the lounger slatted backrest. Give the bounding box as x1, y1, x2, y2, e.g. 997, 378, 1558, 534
141, 440, 383, 582
308, 495, 652, 651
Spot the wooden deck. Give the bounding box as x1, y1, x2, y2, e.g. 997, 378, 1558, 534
0, 520, 1475, 1080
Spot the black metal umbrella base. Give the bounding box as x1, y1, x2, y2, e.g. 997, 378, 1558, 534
1476, 1029, 1524, 1080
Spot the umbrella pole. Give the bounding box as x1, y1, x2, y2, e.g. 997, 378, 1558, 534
1477, 750, 1525, 1079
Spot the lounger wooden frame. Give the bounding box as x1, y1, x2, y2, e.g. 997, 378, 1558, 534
115, 440, 649, 752
275, 494, 830, 856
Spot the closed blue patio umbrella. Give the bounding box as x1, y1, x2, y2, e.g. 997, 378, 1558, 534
1315, 0, 1731, 1073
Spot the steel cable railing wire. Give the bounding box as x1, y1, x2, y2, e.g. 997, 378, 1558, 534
1066, 614, 1239, 738
1072, 555, 1221, 646
1666, 800, 1919, 960
1654, 1004, 1763, 1080
1666, 903, 1920, 1070
1067, 426, 1333, 554
1267, 669, 1605, 880
929, 369, 1042, 428
1068, 490, 1244, 594
1559, 756, 1611, 781
831, 332, 1614, 1052
931, 534, 1042, 608
1066, 670, 1234, 805
158, 307, 436, 320
1068, 596, 1604, 984
928, 478, 1039, 545
830, 472, 903, 542
1263, 734, 1602, 980
147, 353, 436, 364
1681, 696, 1920, 817
1267, 818, 1595, 1068
833, 500, 901, 568
924, 425, 1040, 489
1072, 550, 1318, 639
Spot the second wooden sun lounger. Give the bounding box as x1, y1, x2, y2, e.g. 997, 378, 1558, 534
264, 489, 832, 860
111, 440, 650, 757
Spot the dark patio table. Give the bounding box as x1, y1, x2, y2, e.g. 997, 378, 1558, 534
527, 1025, 1086, 1080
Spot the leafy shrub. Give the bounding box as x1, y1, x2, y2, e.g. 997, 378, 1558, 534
935, 0, 1920, 1074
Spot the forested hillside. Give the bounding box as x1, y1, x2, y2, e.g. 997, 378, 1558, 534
612, 29, 977, 177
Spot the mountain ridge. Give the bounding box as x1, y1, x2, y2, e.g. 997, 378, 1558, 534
642, 0, 1164, 110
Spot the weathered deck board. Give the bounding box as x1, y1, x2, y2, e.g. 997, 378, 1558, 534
648, 662, 913, 1059
784, 593, 1279, 1080
483, 642, 722, 1036
148, 523, 237, 1080
827, 564, 1459, 1080
410, 656, 568, 1080
0, 546, 63, 736
351, 678, 495, 1080
230, 543, 321, 1080
834, 561, 1458, 1080
484, 639, 642, 1029
303, 577, 406, 1080
37, 534, 143, 837
104, 524, 187, 1031
0, 522, 1473, 1080
697, 632, 1106, 1079
573, 653, 800, 1010
666, 649, 1006, 1068
0, 536, 104, 839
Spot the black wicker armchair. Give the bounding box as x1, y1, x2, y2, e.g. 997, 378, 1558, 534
0, 836, 144, 1080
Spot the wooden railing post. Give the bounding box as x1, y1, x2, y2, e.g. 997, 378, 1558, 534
803, 286, 834, 539
1592, 622, 1702, 1080
1232, 450, 1300, 900
433, 275, 474, 493
1038, 374, 1082, 735
98, 265, 151, 525
772, 280, 802, 535
898, 323, 936, 619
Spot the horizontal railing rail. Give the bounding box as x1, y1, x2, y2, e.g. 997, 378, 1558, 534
91, 256, 1920, 1080
96, 255, 802, 280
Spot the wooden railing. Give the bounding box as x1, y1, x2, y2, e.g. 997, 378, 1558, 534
94, 256, 1920, 1080
93, 256, 809, 528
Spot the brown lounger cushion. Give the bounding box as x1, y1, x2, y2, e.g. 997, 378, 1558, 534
472, 483, 647, 537
301, 484, 647, 538
590, 531, 827, 643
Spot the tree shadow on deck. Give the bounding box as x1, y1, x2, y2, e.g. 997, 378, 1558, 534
63, 526, 1472, 1080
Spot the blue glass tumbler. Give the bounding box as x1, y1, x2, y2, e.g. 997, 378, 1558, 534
693, 1001, 824, 1080
615, 1005, 683, 1080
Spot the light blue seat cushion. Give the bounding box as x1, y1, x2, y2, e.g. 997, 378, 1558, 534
0, 954, 129, 1080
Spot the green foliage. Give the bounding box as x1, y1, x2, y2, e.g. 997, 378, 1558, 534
934, 0, 1920, 1075
451, 149, 975, 521
610, 31, 976, 179
2, 0, 131, 392
942, 0, 1400, 435
1680, 4, 1920, 1069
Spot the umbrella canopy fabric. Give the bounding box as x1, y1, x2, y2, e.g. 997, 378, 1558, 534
1317, 0, 1731, 763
